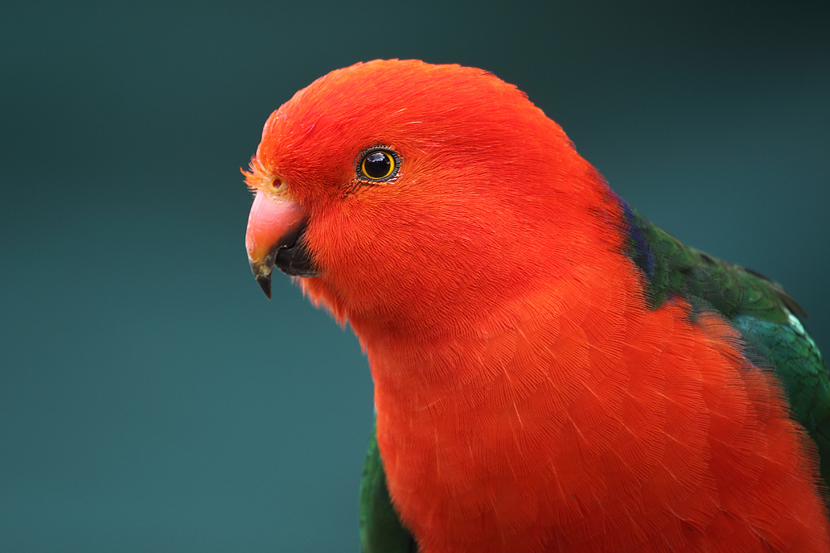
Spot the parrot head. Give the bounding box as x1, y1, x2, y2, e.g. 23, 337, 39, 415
245, 60, 620, 336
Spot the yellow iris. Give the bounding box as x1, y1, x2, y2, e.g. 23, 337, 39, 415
360, 150, 396, 180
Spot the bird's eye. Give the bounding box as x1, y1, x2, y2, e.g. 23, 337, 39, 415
358, 149, 398, 181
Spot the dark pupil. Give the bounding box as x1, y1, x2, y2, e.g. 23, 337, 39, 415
364, 152, 391, 178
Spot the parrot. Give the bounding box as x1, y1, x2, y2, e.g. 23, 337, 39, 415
243, 60, 830, 552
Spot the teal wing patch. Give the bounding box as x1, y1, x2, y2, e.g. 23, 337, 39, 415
733, 314, 830, 484
359, 417, 417, 553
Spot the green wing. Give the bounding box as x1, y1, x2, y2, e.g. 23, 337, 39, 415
359, 418, 417, 553
622, 203, 830, 485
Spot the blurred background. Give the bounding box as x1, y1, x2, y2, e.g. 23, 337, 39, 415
1, 1, 828, 551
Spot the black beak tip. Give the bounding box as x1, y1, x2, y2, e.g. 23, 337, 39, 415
256, 273, 273, 300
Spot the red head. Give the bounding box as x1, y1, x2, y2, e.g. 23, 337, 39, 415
245, 60, 621, 339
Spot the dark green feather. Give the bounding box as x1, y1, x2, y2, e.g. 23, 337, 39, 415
622, 204, 804, 323
359, 419, 417, 553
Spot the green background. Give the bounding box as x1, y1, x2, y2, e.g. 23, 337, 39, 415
2, 1, 828, 551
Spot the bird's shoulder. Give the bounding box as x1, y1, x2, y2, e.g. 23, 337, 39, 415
620, 200, 830, 484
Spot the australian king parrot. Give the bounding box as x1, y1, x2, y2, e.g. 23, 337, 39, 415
243, 60, 830, 552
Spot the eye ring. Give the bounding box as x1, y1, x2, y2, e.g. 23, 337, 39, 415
357, 148, 400, 182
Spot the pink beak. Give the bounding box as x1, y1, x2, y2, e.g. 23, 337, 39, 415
245, 189, 308, 299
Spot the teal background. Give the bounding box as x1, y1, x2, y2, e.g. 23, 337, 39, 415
1, 1, 828, 551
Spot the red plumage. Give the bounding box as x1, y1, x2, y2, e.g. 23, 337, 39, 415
246, 60, 829, 552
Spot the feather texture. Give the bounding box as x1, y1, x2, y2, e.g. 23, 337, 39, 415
244, 60, 830, 552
